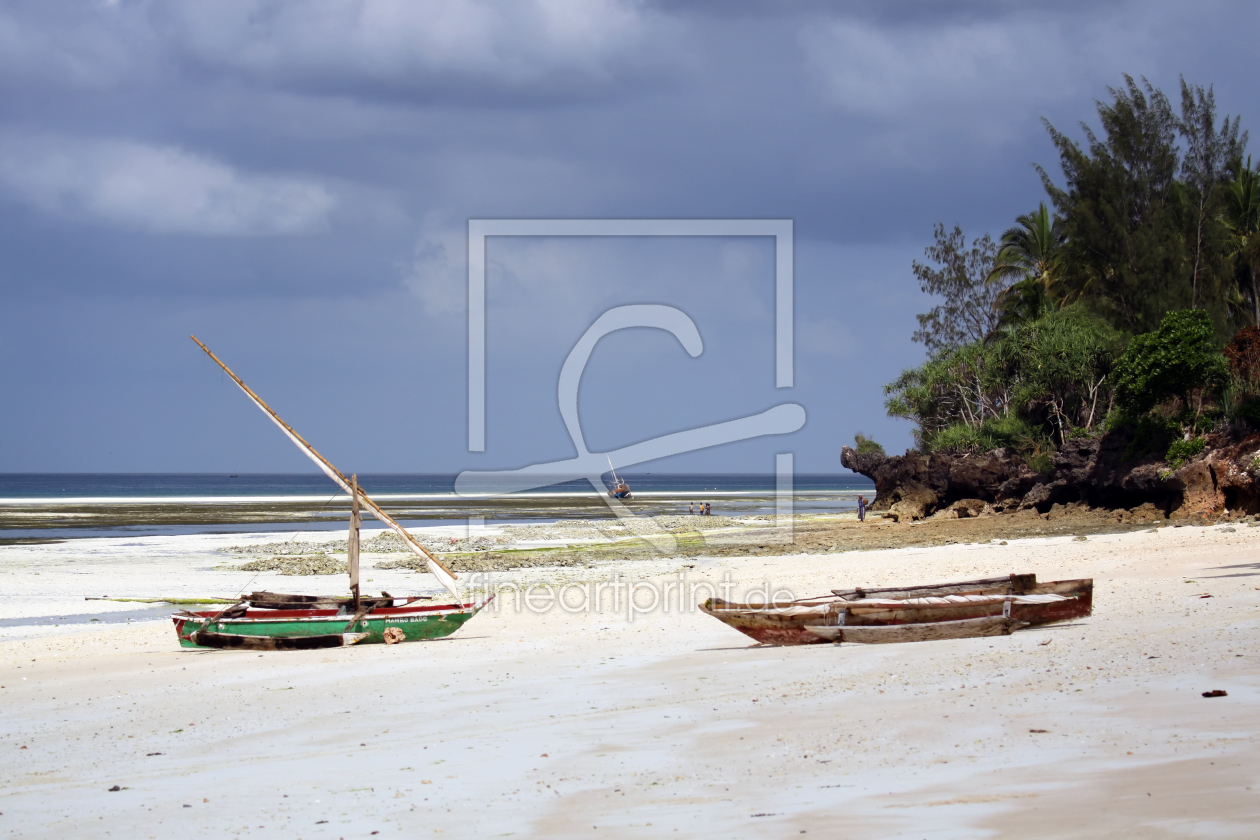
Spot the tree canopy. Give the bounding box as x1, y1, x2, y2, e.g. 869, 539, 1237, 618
911, 224, 1001, 353
887, 74, 1254, 460
1112, 310, 1228, 415
1038, 75, 1247, 338
886, 305, 1121, 449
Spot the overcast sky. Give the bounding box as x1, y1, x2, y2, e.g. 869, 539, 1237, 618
1, 0, 1255, 476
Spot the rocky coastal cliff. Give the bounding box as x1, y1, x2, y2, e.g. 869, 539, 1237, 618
841, 431, 1260, 522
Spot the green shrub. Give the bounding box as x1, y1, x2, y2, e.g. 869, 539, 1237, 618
1166, 437, 1207, 470
853, 433, 886, 456
927, 423, 991, 453
1190, 407, 1222, 434
1113, 310, 1228, 415
1025, 448, 1055, 474
1102, 408, 1127, 433
1232, 397, 1260, 429
1122, 414, 1180, 460
924, 415, 1042, 454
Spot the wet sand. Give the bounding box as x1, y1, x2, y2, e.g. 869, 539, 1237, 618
1, 517, 1258, 837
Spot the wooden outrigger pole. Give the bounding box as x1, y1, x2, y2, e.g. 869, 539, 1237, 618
190, 336, 460, 600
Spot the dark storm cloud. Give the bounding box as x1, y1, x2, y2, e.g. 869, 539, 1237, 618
0, 0, 1256, 469
0, 0, 1253, 282
0, 1, 1243, 237
647, 0, 1125, 23
0, 0, 680, 106
150, 1, 682, 107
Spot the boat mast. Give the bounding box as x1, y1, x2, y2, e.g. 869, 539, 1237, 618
349, 474, 361, 612
190, 336, 460, 600
607, 455, 621, 488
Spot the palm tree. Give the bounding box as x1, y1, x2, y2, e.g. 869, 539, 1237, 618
990, 276, 1052, 333
985, 202, 1067, 331
1225, 157, 1260, 326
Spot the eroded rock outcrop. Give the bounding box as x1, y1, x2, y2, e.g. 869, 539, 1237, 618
840, 447, 1031, 521
841, 431, 1260, 521
1211, 438, 1260, 512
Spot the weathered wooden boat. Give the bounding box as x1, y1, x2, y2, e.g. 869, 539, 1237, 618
173, 596, 492, 649
804, 615, 1026, 644
175, 338, 485, 651
699, 573, 1092, 646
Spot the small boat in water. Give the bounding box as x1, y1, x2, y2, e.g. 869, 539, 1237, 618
699, 573, 1092, 646
607, 456, 631, 499
177, 337, 487, 650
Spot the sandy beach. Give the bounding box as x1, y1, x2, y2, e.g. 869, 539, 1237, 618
2, 516, 1258, 838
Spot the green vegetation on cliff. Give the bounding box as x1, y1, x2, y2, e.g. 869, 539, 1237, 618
888, 76, 1260, 463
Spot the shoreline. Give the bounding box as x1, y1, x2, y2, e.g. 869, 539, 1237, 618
0, 489, 869, 505
0, 493, 864, 545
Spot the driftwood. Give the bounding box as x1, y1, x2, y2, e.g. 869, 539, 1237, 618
804, 616, 1025, 644
832, 573, 1036, 601
187, 631, 369, 651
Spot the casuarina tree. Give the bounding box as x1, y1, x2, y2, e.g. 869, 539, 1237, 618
911, 224, 1002, 354
1178, 78, 1247, 323
1039, 76, 1188, 334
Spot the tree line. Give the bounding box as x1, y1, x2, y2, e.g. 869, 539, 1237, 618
882, 75, 1260, 466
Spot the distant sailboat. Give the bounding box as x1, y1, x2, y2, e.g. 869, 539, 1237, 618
607, 456, 631, 499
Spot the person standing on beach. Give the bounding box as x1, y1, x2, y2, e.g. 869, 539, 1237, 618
704, 502, 711, 516
689, 503, 695, 515
857, 495, 869, 522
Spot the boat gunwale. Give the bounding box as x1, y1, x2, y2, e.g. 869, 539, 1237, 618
176, 597, 490, 621
705, 578, 1092, 613
173, 612, 471, 628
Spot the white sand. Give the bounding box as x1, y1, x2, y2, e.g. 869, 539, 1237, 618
1, 523, 1258, 837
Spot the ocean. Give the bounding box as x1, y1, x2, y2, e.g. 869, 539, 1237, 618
0, 473, 871, 499
0, 473, 873, 542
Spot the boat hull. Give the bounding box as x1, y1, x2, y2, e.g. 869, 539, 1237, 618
840, 580, 1092, 627
172, 597, 491, 649
805, 616, 1025, 644
701, 578, 1092, 646
698, 600, 833, 646
188, 631, 368, 651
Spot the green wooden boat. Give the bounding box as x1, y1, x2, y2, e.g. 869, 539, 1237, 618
172, 596, 492, 649
180, 338, 486, 651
